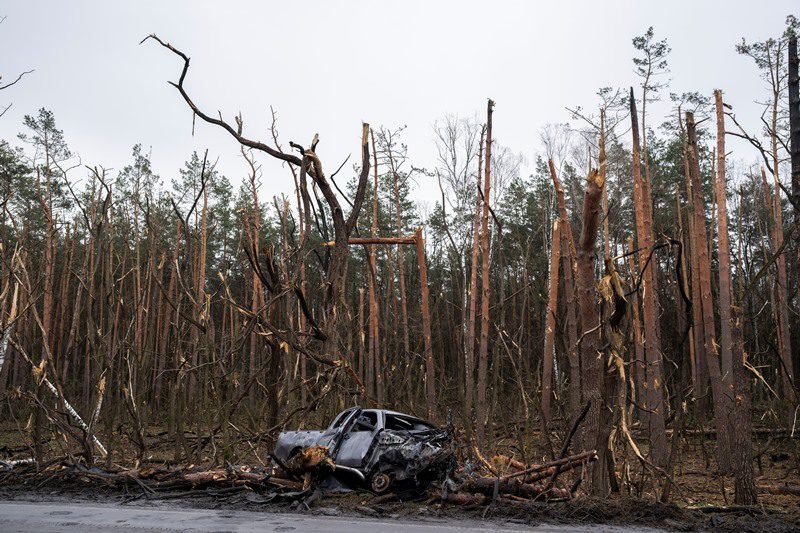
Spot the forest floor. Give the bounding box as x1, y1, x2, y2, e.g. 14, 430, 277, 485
1, 424, 798, 532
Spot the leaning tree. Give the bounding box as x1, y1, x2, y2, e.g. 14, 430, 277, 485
144, 34, 372, 401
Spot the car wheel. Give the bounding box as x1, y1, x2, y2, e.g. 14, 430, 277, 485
370, 472, 393, 493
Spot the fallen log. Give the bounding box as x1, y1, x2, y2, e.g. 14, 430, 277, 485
459, 477, 571, 500
759, 483, 800, 496
498, 450, 597, 483
183, 470, 229, 486
434, 492, 489, 505
665, 428, 798, 438
490, 454, 526, 473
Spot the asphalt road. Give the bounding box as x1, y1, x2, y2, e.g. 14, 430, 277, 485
0, 500, 665, 532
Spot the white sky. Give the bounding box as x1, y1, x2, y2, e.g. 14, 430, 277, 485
1, 0, 796, 210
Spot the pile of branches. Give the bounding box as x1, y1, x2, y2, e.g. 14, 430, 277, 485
0, 456, 310, 502
435, 449, 598, 505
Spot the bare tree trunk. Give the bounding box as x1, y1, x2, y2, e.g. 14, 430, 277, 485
759, 167, 795, 402
767, 75, 795, 403
247, 154, 262, 407
679, 111, 706, 397
358, 288, 365, 390
54, 226, 73, 376
791, 36, 800, 217
476, 99, 494, 446
789, 35, 800, 392
549, 160, 580, 417
600, 108, 610, 259
674, 181, 696, 391
630, 88, 667, 467
369, 131, 382, 405
575, 168, 608, 495
625, 236, 646, 417
772, 185, 794, 402
0, 273, 19, 400
687, 110, 731, 473
415, 228, 436, 420
714, 90, 735, 416
541, 219, 561, 422
385, 146, 411, 404
464, 128, 485, 432
730, 304, 757, 504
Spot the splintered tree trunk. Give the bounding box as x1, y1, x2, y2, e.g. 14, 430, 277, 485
549, 160, 580, 417
714, 90, 734, 407
575, 168, 608, 495
630, 88, 667, 467
687, 111, 731, 473
680, 111, 706, 396
541, 219, 561, 422
476, 99, 494, 446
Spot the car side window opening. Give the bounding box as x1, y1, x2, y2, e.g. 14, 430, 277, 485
385, 414, 431, 431
353, 411, 378, 431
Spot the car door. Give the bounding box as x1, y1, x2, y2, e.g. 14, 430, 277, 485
334, 410, 381, 468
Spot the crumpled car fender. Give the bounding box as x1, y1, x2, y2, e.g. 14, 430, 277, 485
274, 430, 324, 463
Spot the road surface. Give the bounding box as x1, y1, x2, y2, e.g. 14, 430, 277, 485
0, 500, 665, 532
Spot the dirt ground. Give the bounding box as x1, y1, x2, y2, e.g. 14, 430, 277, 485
1, 423, 798, 532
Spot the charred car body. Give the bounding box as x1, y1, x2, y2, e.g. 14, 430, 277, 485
273, 407, 454, 493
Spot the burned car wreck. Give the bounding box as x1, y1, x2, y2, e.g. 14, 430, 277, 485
273, 407, 454, 493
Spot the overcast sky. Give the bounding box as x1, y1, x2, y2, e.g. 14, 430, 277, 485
1, 1, 797, 210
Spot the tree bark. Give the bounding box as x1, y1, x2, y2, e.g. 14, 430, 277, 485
541, 219, 561, 422
686, 110, 731, 473
600, 109, 610, 259
369, 131, 382, 404
357, 287, 365, 387
679, 110, 706, 397
630, 88, 668, 467
387, 155, 411, 403
575, 167, 608, 495
731, 304, 757, 505
768, 70, 795, 403
791, 36, 800, 219
549, 160, 581, 418
789, 36, 800, 391
464, 127, 485, 432
625, 236, 646, 416
476, 99, 494, 446
714, 89, 735, 418
415, 227, 436, 419
759, 168, 795, 402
